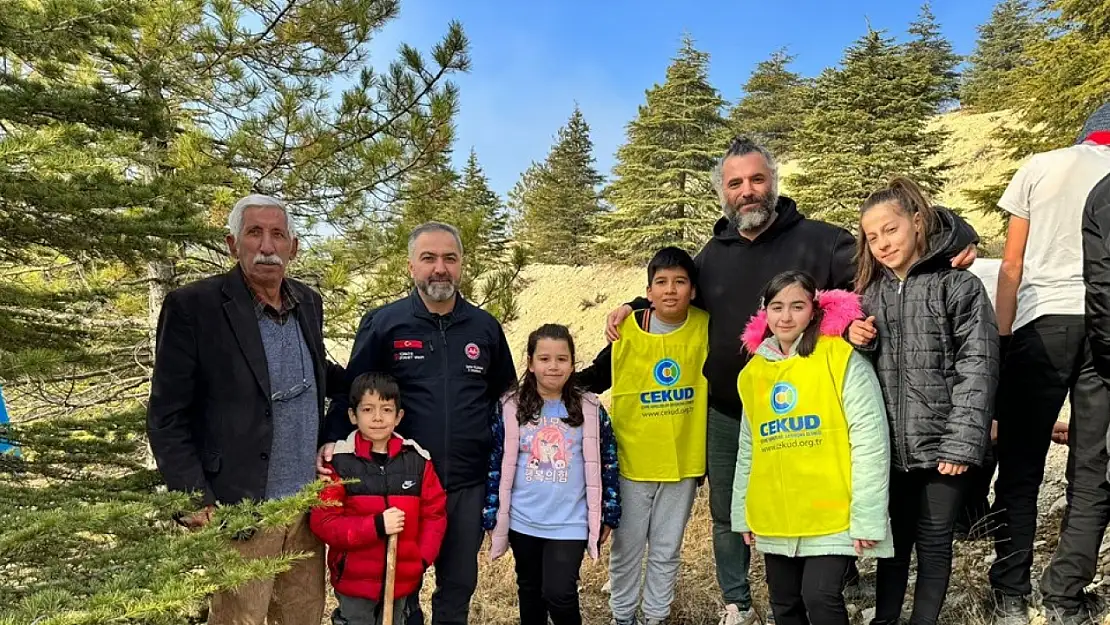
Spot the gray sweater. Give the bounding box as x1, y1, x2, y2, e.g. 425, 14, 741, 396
259, 316, 318, 499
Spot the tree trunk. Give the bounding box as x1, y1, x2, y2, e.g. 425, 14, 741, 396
146, 260, 175, 357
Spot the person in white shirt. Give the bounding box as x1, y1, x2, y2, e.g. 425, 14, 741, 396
990, 102, 1110, 625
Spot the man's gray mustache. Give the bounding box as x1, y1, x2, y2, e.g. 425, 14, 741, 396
254, 254, 284, 266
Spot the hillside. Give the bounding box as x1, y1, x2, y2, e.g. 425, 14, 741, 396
778, 108, 1019, 246
327, 110, 1022, 366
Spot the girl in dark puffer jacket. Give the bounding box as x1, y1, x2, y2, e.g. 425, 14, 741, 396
847, 177, 1000, 625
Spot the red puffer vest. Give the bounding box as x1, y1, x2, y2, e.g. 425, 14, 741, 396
309, 432, 447, 601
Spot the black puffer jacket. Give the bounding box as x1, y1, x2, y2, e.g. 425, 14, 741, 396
859, 210, 1000, 472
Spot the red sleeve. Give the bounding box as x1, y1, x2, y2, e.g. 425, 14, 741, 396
308, 466, 384, 550
416, 460, 448, 567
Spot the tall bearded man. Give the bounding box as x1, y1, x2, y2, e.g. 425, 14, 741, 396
606, 137, 979, 625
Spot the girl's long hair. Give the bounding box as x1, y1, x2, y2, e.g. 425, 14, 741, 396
760, 271, 824, 357
512, 324, 585, 427
854, 176, 939, 294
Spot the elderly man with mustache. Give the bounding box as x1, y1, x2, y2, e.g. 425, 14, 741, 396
320, 221, 517, 625
148, 194, 346, 625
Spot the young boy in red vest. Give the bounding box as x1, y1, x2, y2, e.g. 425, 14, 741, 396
311, 372, 447, 625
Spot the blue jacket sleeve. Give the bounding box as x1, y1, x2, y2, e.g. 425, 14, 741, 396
599, 405, 621, 528
481, 402, 506, 531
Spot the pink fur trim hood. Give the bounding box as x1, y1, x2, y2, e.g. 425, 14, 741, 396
741, 289, 863, 354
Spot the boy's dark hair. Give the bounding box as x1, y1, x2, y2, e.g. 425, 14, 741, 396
348, 372, 401, 408
647, 246, 698, 285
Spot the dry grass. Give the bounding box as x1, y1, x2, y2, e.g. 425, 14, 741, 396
928, 109, 1025, 242
501, 264, 643, 371
462, 489, 746, 625
392, 439, 1093, 625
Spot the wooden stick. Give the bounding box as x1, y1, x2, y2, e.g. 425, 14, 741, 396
382, 534, 399, 624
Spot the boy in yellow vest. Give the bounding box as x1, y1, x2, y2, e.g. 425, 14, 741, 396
577, 247, 709, 625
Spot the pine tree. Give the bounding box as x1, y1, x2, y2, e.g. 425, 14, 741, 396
960, 0, 1042, 111
727, 49, 812, 159
508, 161, 545, 234
517, 107, 605, 265
603, 36, 727, 261
1, 1, 473, 622
454, 150, 520, 321
789, 29, 949, 227
1007, 0, 1110, 151
358, 148, 525, 324
906, 2, 963, 110
964, 0, 1107, 217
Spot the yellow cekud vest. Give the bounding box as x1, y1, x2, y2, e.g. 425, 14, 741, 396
610, 307, 709, 481
737, 335, 854, 537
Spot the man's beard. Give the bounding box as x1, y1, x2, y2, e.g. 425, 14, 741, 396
416, 274, 458, 302
726, 191, 779, 232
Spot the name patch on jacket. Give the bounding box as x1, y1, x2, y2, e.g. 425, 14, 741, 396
394, 339, 425, 362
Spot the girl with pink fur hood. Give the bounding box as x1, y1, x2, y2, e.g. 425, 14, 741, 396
732, 271, 893, 625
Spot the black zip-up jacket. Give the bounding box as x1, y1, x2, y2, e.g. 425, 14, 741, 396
624, 197, 980, 418
1082, 172, 1110, 480
857, 209, 999, 472
324, 291, 517, 491
1082, 172, 1110, 381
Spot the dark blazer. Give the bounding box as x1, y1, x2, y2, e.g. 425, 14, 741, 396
147, 265, 344, 505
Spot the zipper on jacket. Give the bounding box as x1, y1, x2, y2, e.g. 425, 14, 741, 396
438, 318, 451, 485
894, 280, 910, 469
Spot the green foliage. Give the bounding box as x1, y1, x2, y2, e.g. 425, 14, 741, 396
905, 2, 963, 110
966, 0, 1108, 215
2, 0, 473, 362
603, 36, 728, 261
960, 0, 1042, 111
1007, 0, 1110, 152
0, 1, 477, 622
516, 107, 606, 265
345, 148, 525, 326
789, 30, 949, 227
0, 0, 225, 375
727, 49, 812, 160
0, 405, 325, 625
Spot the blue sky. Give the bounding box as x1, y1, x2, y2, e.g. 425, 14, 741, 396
367, 1, 998, 197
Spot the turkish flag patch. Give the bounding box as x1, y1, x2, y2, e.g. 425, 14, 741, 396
394, 339, 424, 349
